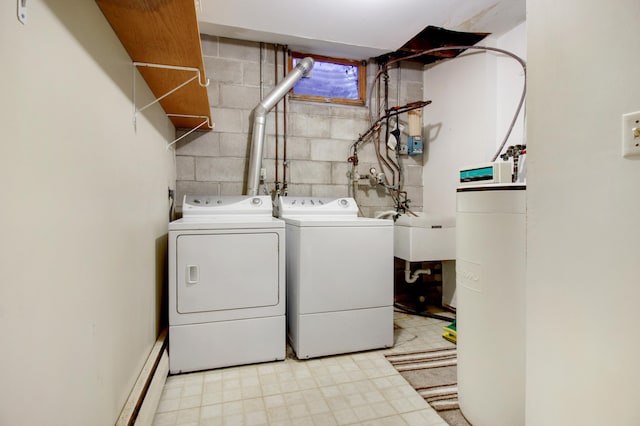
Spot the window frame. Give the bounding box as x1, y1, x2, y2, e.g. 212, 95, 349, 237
288, 52, 366, 107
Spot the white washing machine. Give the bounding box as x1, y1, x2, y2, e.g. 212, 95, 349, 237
278, 196, 394, 359
168, 195, 285, 374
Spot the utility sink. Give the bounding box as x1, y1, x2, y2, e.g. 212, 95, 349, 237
393, 212, 456, 262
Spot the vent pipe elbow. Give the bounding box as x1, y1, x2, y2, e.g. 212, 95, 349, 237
246, 57, 314, 196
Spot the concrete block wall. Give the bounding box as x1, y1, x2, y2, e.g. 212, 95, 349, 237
175, 35, 425, 217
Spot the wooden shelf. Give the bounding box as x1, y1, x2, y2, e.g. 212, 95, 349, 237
96, 0, 212, 130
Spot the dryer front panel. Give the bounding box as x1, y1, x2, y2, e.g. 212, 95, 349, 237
176, 232, 280, 314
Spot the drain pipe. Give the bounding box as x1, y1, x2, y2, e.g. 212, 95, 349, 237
404, 260, 431, 284
246, 57, 314, 196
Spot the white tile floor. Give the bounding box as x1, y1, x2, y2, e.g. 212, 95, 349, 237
153, 311, 455, 426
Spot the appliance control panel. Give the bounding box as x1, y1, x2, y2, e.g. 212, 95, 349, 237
458, 162, 512, 186
278, 197, 359, 217
182, 195, 272, 216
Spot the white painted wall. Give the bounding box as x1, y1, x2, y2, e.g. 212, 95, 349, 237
526, 1, 640, 424
496, 23, 526, 153
0, 2, 175, 425
422, 22, 527, 216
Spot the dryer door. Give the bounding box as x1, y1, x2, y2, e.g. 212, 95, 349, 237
176, 232, 280, 313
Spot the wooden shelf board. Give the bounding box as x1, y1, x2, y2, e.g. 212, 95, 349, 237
96, 0, 212, 130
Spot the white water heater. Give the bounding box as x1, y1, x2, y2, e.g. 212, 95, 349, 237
456, 182, 526, 426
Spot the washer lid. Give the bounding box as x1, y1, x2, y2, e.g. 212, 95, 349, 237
183, 195, 272, 216
281, 216, 393, 227
278, 196, 358, 217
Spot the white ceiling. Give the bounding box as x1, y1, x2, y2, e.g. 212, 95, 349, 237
198, 0, 526, 59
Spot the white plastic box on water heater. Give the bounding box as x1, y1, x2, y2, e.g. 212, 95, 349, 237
456, 173, 526, 426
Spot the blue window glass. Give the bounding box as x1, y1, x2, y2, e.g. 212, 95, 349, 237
290, 53, 365, 106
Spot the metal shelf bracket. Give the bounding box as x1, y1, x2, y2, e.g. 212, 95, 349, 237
132, 62, 210, 129
165, 115, 214, 150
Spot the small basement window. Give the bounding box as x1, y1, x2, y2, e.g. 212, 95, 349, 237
289, 52, 366, 106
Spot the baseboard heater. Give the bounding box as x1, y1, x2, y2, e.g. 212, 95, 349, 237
116, 329, 169, 426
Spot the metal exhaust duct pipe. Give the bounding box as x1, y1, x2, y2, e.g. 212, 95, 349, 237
246, 56, 314, 196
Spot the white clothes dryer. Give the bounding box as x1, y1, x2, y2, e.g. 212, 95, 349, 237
168, 195, 285, 374
278, 196, 394, 359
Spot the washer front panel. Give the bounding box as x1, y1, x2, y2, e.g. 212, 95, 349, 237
288, 224, 393, 313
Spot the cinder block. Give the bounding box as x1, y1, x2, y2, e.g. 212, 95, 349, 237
331, 162, 351, 185
196, 157, 247, 182
175, 130, 220, 156
330, 117, 367, 141
353, 140, 382, 164
220, 182, 245, 195
400, 62, 425, 82
176, 156, 195, 181
311, 185, 349, 198
219, 84, 260, 109
206, 81, 220, 106
280, 137, 311, 161
288, 101, 330, 116
203, 57, 242, 84
402, 81, 424, 104
200, 34, 219, 57
243, 61, 261, 86
283, 184, 312, 196
261, 46, 277, 66
262, 135, 276, 160
287, 160, 331, 184
264, 134, 307, 161
310, 138, 351, 162
289, 114, 331, 138
175, 180, 223, 210
219, 133, 250, 157
355, 185, 395, 207
212, 108, 244, 133
329, 105, 369, 120
261, 62, 288, 88
219, 37, 260, 62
